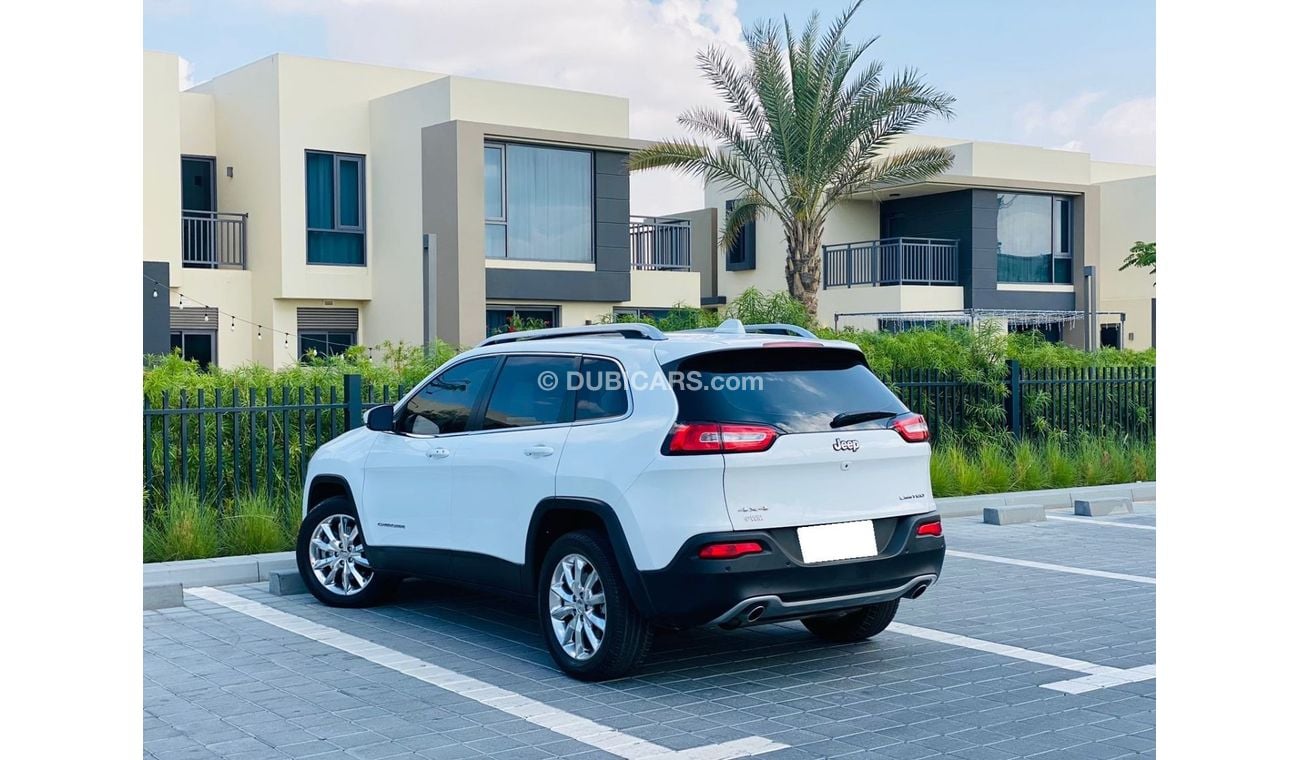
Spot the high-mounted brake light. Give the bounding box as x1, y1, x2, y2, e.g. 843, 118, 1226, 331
698, 541, 764, 559
762, 341, 820, 348
916, 520, 943, 537
667, 423, 779, 454
890, 413, 930, 443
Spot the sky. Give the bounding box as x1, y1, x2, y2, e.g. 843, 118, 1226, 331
144, 0, 1155, 215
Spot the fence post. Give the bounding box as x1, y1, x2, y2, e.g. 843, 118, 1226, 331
1007, 360, 1022, 439
344, 374, 363, 430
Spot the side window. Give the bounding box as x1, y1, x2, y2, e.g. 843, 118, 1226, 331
482, 355, 580, 431
401, 358, 497, 436
575, 357, 629, 421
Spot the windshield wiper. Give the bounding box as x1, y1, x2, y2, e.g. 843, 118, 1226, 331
829, 410, 899, 429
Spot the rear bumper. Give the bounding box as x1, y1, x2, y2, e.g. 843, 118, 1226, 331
637, 510, 945, 628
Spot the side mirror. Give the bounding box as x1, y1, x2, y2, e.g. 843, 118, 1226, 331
365, 404, 395, 432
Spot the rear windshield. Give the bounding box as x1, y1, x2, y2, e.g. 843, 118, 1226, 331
665, 347, 907, 433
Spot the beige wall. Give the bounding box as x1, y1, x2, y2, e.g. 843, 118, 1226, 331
1095, 174, 1157, 349
144, 52, 182, 273
821, 285, 966, 331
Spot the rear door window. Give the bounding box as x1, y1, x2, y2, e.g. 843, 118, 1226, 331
667, 347, 906, 433
481, 355, 580, 430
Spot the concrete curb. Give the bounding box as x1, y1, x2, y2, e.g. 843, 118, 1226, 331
983, 504, 1046, 525
143, 551, 294, 591
141, 481, 1156, 595
936, 481, 1154, 518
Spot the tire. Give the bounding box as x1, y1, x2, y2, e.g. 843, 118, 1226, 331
801, 599, 900, 643
537, 530, 652, 681
296, 495, 401, 608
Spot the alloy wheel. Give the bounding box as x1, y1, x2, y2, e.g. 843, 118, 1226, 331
548, 553, 607, 661
308, 513, 374, 596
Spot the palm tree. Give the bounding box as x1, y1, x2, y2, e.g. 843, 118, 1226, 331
629, 0, 956, 319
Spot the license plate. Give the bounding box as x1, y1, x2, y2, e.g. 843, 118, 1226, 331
797, 520, 877, 563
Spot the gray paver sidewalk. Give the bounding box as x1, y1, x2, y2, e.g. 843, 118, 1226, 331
145, 508, 1155, 759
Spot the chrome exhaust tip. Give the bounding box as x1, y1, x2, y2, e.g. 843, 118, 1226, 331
909, 582, 929, 599
746, 604, 767, 623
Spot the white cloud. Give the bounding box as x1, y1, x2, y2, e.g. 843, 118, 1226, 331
1015, 93, 1155, 165
275, 0, 749, 214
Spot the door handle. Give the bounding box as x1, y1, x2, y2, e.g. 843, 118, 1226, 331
427, 447, 450, 459
524, 444, 555, 458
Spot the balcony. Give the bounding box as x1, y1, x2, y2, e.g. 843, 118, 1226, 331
630, 216, 691, 271
823, 237, 958, 287
182, 211, 247, 269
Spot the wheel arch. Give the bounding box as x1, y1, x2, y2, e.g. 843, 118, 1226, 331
526, 497, 655, 617
305, 474, 357, 517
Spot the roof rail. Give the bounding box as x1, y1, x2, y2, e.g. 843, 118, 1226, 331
478, 323, 667, 347
743, 323, 817, 338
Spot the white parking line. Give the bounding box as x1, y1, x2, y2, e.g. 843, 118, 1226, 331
1046, 514, 1156, 531
186, 587, 786, 760
890, 622, 1155, 694
946, 549, 1156, 585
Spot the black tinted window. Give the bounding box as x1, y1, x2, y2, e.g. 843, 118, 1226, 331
482, 355, 579, 430
669, 348, 906, 433
402, 358, 496, 435
575, 357, 629, 421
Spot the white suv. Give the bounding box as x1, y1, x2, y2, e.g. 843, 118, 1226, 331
296, 319, 945, 680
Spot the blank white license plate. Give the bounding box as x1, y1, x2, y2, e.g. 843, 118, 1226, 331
797, 520, 877, 563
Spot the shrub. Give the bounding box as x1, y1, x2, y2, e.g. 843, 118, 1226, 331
144, 485, 219, 562
221, 490, 292, 556
1011, 440, 1048, 491
977, 441, 1013, 493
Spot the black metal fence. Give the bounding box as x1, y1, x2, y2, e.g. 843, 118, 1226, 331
143, 376, 408, 503
143, 363, 1155, 499
885, 361, 1155, 443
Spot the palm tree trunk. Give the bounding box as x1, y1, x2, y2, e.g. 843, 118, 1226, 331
784, 221, 824, 322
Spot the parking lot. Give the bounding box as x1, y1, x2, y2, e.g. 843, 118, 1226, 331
144, 504, 1155, 760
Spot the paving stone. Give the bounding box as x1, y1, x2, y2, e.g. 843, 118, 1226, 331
982, 504, 1047, 525
1074, 497, 1134, 517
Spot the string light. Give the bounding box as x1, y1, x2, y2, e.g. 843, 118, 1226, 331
144, 273, 358, 353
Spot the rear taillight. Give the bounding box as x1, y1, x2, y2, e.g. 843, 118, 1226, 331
916, 520, 942, 537
698, 541, 764, 559
890, 413, 929, 443
667, 422, 780, 454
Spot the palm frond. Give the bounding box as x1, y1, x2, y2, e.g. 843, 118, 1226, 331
720, 192, 769, 252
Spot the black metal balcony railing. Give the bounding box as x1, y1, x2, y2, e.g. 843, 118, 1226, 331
822, 237, 959, 287
182, 211, 248, 269
630, 216, 691, 271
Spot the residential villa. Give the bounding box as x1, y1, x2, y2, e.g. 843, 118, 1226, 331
143, 50, 1155, 369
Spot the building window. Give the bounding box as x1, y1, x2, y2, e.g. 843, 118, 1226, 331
486, 305, 558, 336
299, 332, 356, 358
484, 142, 592, 262
724, 199, 756, 271
169, 330, 216, 370
612, 307, 672, 322
297, 307, 359, 358
996, 193, 1073, 284
306, 151, 366, 265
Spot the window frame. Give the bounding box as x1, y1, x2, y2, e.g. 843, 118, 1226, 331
298, 330, 357, 360
483, 140, 594, 263
486, 305, 560, 336
169, 329, 217, 370
723, 199, 757, 271
995, 192, 1075, 285
305, 150, 367, 266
